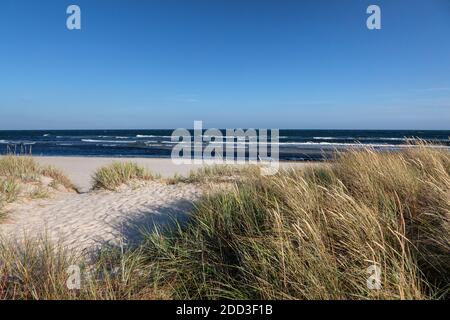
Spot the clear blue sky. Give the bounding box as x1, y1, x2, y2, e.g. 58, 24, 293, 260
1, 0, 449, 130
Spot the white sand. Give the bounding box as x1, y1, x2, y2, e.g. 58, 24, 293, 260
1, 182, 202, 255
0, 156, 310, 254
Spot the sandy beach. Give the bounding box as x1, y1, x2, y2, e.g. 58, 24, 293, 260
1, 181, 202, 255
33, 157, 209, 193
32, 156, 310, 192
0, 156, 310, 255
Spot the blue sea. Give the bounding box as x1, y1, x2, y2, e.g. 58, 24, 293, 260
0, 130, 449, 161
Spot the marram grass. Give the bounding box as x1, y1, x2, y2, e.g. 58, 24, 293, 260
0, 156, 76, 218
0, 145, 449, 300
0, 236, 161, 300
92, 162, 158, 191
166, 164, 260, 184
141, 145, 450, 300
0, 156, 41, 182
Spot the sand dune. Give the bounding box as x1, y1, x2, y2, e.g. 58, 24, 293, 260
0, 181, 201, 255
0, 157, 309, 255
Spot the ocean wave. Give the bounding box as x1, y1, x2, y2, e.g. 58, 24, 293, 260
312, 136, 409, 141
82, 139, 136, 144
0, 140, 35, 145
383, 137, 409, 141
143, 143, 166, 147
310, 136, 448, 143
313, 137, 335, 140
137, 134, 181, 139
165, 140, 450, 149
277, 141, 450, 148
96, 136, 130, 139
137, 134, 157, 138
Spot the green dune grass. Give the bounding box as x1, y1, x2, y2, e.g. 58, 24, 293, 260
1, 145, 449, 300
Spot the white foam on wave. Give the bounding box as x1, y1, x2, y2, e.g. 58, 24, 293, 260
162, 140, 449, 149
0, 140, 35, 145
278, 141, 450, 149
313, 137, 335, 140
312, 137, 419, 142
136, 134, 157, 138
97, 136, 129, 139
137, 134, 181, 139
82, 139, 136, 144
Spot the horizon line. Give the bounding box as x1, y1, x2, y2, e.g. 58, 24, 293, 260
0, 128, 449, 132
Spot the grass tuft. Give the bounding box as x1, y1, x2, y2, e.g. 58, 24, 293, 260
0, 156, 76, 216
92, 162, 157, 191
0, 156, 40, 182
0, 178, 20, 203
0, 237, 165, 300
166, 164, 260, 184
41, 166, 77, 191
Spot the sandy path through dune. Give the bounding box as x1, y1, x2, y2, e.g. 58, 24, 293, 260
0, 182, 202, 255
